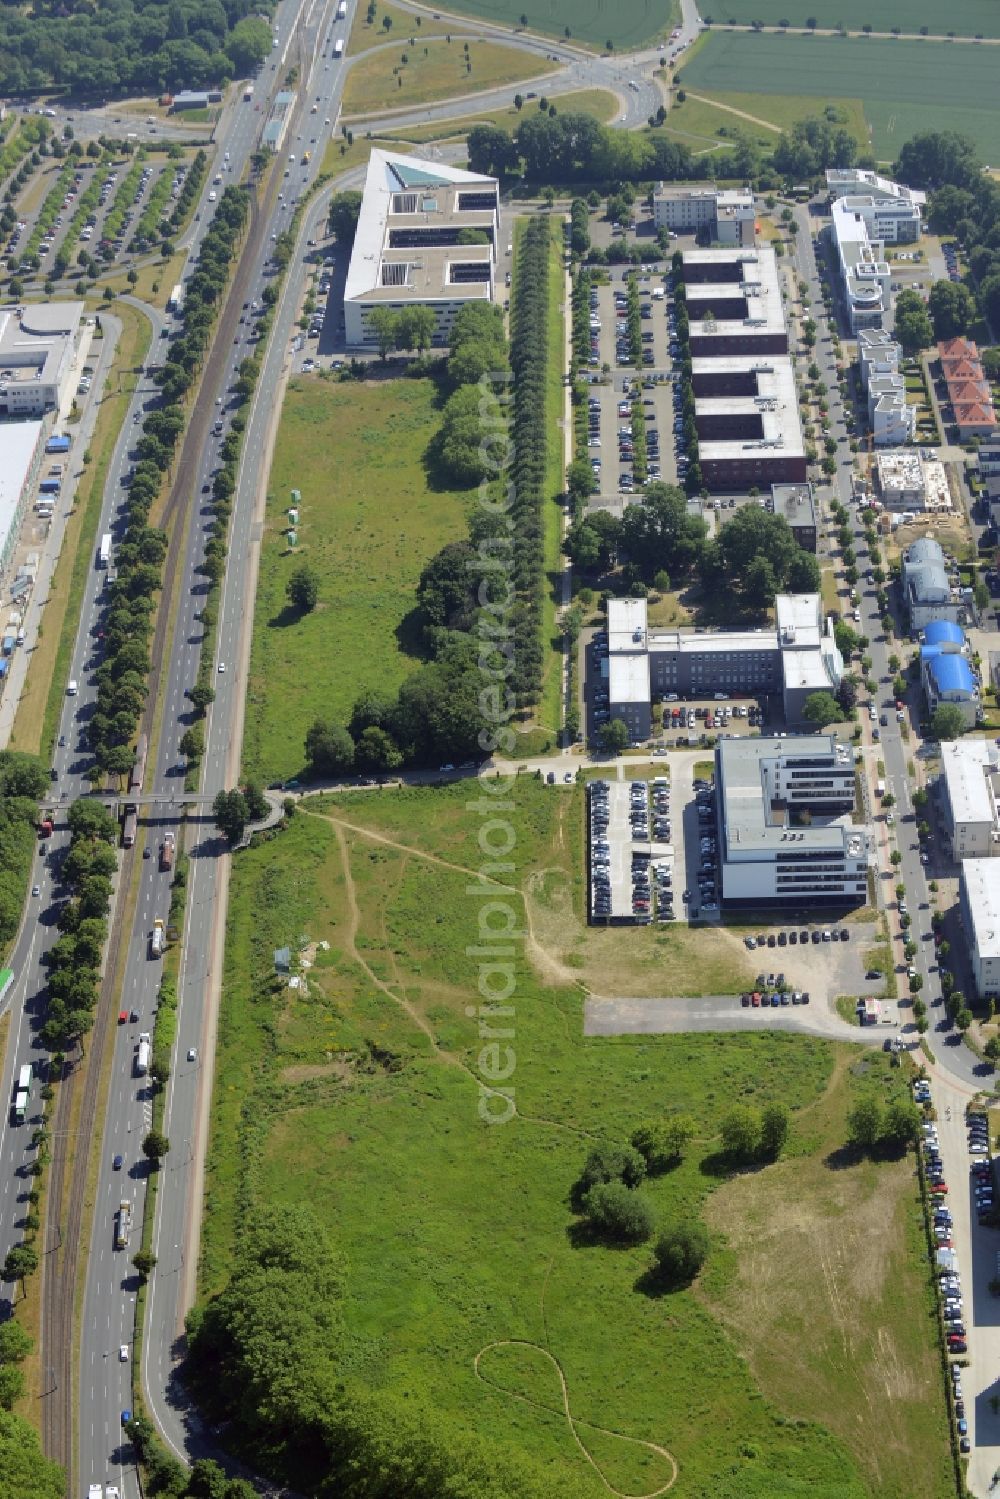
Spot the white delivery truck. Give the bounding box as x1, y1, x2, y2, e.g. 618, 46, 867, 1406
150, 917, 164, 957
136, 1033, 151, 1075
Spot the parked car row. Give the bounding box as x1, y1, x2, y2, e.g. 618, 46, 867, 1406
693, 778, 718, 913
745, 927, 850, 950
589, 780, 611, 919
740, 989, 811, 1008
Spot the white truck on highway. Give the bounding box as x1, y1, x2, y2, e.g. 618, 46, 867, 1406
150, 917, 164, 958
114, 1199, 132, 1249
88, 1484, 103, 1499
136, 1032, 151, 1075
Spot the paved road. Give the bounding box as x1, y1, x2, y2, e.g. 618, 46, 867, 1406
584, 992, 886, 1042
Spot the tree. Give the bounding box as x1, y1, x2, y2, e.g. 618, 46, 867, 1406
928, 278, 975, 340
579, 1142, 646, 1191
0, 1408, 64, 1499
417, 541, 475, 630
931, 704, 966, 741
802, 691, 841, 728
355, 725, 402, 773
286, 565, 319, 613
882, 1098, 920, 1150
142, 1129, 170, 1161
0, 1322, 32, 1365
719, 1105, 759, 1160
651, 1221, 709, 1288
2, 1244, 38, 1293
893, 289, 934, 355
305, 719, 355, 776
243, 782, 268, 822
582, 1182, 654, 1243
760, 1103, 789, 1159
179, 725, 204, 763
132, 1248, 157, 1279
395, 305, 436, 353
189, 683, 216, 716
213, 789, 248, 843
368, 306, 399, 361
847, 1097, 882, 1152
597, 718, 629, 754
327, 190, 363, 245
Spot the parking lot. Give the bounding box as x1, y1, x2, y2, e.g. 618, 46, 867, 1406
588, 776, 675, 924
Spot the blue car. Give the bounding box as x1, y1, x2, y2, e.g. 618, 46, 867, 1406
113, 1154, 124, 1171
121, 1409, 132, 1427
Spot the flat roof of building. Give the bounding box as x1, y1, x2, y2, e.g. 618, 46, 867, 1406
770, 482, 816, 529
647, 625, 773, 655
345, 148, 497, 310
877, 451, 925, 491
718, 734, 863, 857
941, 739, 997, 826
962, 858, 1000, 963
607, 596, 647, 654
609, 651, 650, 705
683, 247, 784, 339
826, 168, 925, 208
0, 301, 83, 391
692, 356, 804, 462
0, 419, 41, 556
775, 592, 822, 649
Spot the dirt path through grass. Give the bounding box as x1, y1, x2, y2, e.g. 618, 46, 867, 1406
684, 92, 782, 132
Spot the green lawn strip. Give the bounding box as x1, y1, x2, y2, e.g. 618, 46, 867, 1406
705, 0, 1000, 36
536, 219, 567, 740
412, 0, 679, 51
198, 778, 946, 1497
241, 376, 470, 785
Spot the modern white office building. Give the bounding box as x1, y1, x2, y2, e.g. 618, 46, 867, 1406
0, 301, 84, 417
714, 734, 871, 907
343, 150, 499, 349
826, 169, 924, 241
830, 198, 891, 332
603, 594, 843, 737
681, 247, 787, 356
652, 185, 755, 246
959, 859, 1000, 998
938, 738, 1000, 858
857, 329, 915, 446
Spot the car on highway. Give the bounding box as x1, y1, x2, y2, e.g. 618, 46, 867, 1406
119, 1344, 129, 1362
113, 1154, 123, 1170
187, 1048, 197, 1062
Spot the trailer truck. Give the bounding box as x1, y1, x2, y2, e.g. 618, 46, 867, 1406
98, 533, 112, 568
150, 918, 164, 958
244, 83, 254, 101
115, 1199, 132, 1249
136, 1033, 151, 1075
160, 832, 175, 871
333, 36, 344, 56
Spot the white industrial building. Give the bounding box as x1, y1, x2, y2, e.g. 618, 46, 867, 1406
959, 859, 1000, 998
830, 197, 891, 332
0, 420, 44, 580
714, 734, 871, 907
857, 329, 915, 446
939, 738, 1000, 859
343, 150, 499, 349
0, 301, 84, 417
652, 185, 755, 246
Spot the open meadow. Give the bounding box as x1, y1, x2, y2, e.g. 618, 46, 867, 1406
341, 36, 551, 113
665, 89, 867, 152
681, 30, 1000, 160
415, 0, 679, 51
703, 0, 1000, 36
241, 377, 470, 785
199, 778, 951, 1499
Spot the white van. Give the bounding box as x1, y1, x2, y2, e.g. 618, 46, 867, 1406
67, 679, 78, 695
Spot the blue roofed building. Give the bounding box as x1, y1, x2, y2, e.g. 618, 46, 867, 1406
921, 620, 980, 728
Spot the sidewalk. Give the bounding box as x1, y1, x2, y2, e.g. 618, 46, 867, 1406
0, 313, 122, 749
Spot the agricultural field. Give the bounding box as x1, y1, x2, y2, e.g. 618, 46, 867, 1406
416, 0, 679, 50
200, 778, 950, 1499
341, 36, 551, 114
703, 0, 1000, 36
241, 378, 470, 785
681, 30, 1000, 160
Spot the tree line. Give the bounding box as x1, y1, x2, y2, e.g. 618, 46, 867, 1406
0, 1, 272, 95
0, 752, 49, 947
86, 186, 249, 783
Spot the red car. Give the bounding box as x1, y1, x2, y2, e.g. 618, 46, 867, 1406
930, 1182, 948, 1194
118, 1010, 128, 1024
948, 1337, 968, 1352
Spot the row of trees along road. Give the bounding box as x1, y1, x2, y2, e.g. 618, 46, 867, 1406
86, 188, 249, 790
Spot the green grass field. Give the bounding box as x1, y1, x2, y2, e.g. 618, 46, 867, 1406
200, 779, 951, 1499
665, 89, 868, 152
419, 0, 679, 51
341, 36, 550, 114
681, 30, 1000, 159
241, 378, 470, 784
703, 0, 1000, 36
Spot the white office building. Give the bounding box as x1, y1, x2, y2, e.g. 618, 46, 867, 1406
830, 198, 891, 332
826, 169, 924, 242
939, 738, 1000, 858
959, 859, 1000, 998
0, 301, 84, 417
0, 419, 44, 581
343, 150, 499, 349
652, 185, 755, 246
715, 734, 871, 907
857, 329, 915, 445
